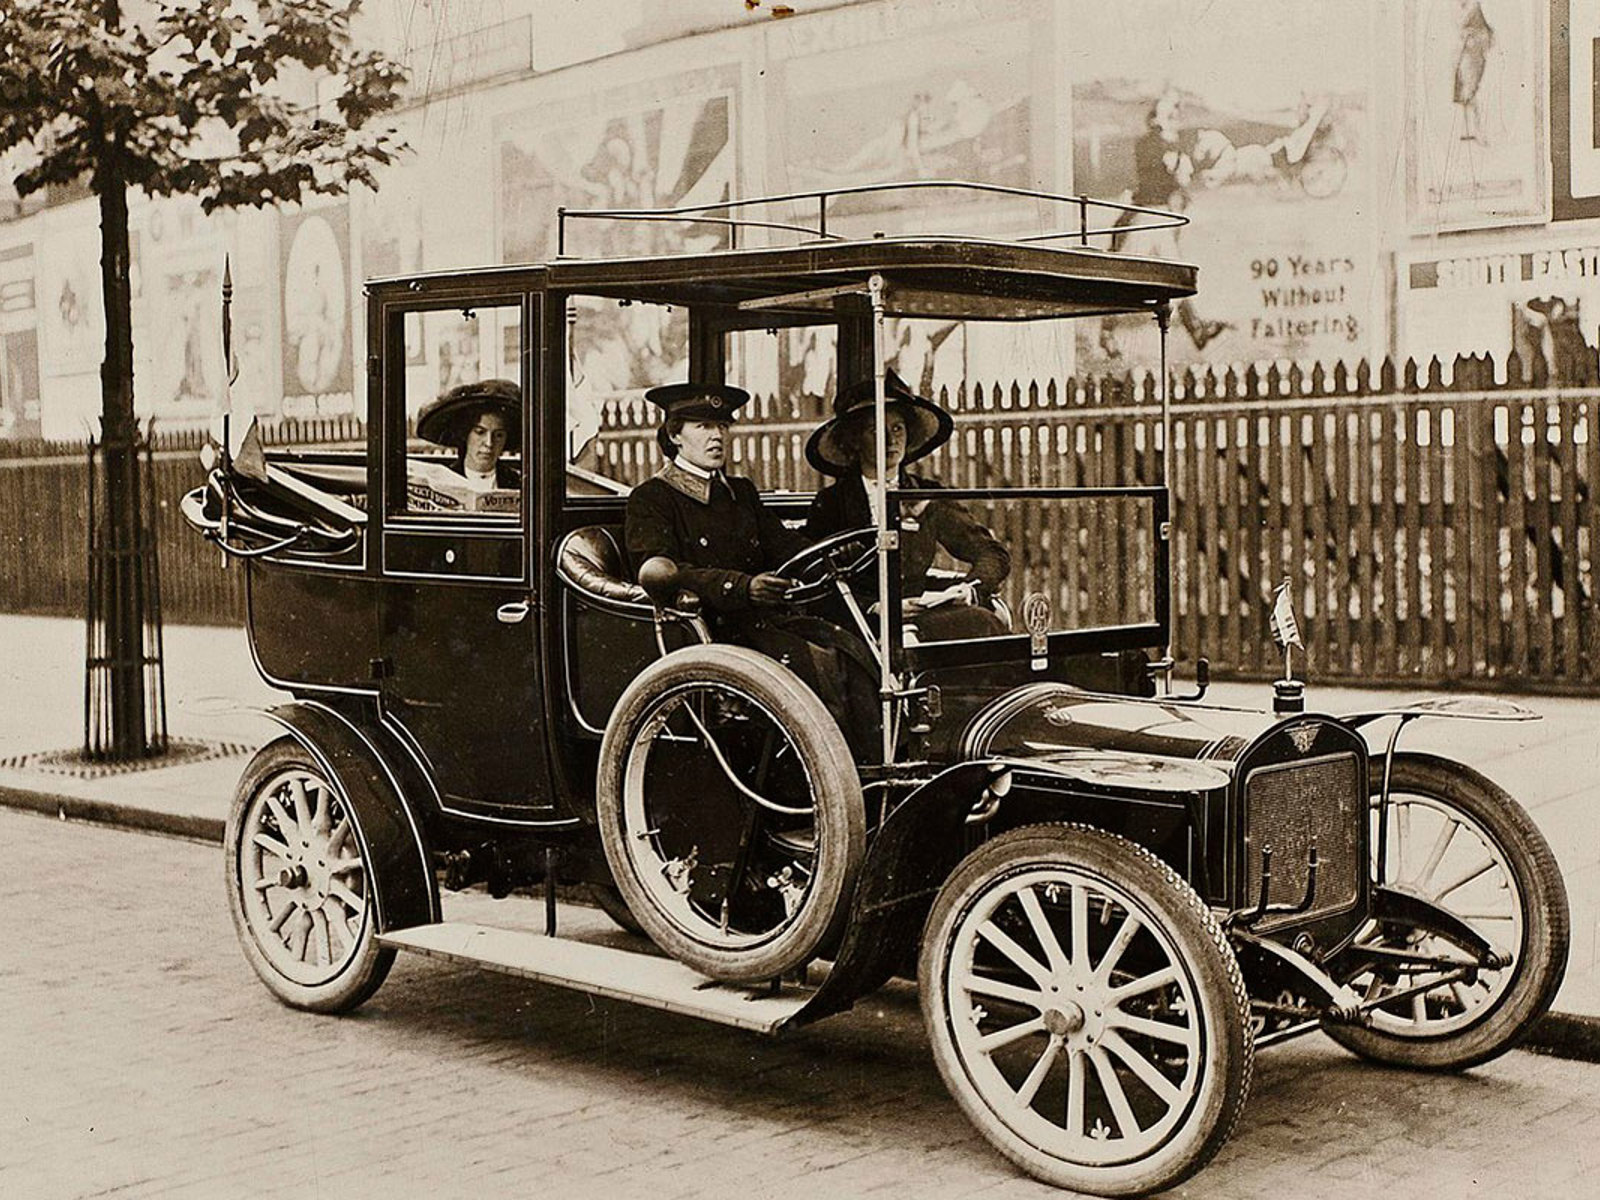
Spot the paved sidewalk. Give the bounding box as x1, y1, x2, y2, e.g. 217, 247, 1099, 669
2, 612, 1596, 1032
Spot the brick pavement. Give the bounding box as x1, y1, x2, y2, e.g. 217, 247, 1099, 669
2, 810, 1596, 1199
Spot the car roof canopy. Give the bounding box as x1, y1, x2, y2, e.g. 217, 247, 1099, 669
373, 182, 1196, 323
554, 182, 1194, 323
548, 237, 1195, 325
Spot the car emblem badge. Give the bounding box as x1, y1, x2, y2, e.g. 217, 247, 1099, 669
1041, 703, 1074, 727
1021, 592, 1051, 671
1288, 725, 1318, 754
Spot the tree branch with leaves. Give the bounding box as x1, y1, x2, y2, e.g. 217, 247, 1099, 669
0, 0, 408, 758
1, 0, 408, 209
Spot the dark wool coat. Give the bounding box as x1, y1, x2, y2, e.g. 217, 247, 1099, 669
624, 461, 880, 755
624, 461, 806, 619
804, 470, 1010, 601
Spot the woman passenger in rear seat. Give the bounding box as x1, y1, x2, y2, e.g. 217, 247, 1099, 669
416, 379, 522, 492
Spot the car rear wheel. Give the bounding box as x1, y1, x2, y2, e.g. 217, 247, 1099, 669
596, 644, 865, 983
1322, 752, 1568, 1070
225, 737, 394, 1012
920, 824, 1252, 1197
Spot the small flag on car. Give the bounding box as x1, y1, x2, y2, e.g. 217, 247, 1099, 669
208, 255, 268, 482
1269, 578, 1303, 650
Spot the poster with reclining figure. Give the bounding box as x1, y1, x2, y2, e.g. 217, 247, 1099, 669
1069, 0, 1381, 370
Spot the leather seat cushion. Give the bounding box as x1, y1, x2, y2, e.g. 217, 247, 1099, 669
559, 527, 650, 604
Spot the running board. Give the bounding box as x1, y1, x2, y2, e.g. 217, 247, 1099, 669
379, 922, 814, 1035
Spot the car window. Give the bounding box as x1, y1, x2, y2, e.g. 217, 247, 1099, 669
395, 302, 525, 516
563, 294, 686, 496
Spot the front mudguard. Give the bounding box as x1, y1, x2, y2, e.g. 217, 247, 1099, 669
260, 700, 439, 932
785, 762, 995, 1028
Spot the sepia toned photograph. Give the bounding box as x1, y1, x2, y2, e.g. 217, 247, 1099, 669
0, 2, 1596, 1197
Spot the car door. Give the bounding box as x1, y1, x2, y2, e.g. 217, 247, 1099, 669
373, 291, 560, 821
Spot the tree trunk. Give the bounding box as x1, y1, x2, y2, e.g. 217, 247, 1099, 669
93, 0, 149, 757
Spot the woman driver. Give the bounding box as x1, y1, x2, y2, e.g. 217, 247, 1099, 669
804, 369, 1010, 642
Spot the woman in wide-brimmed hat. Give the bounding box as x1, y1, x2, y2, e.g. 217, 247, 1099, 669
416, 378, 522, 491
804, 368, 1009, 641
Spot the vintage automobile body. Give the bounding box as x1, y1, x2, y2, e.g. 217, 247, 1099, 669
185, 183, 1569, 1197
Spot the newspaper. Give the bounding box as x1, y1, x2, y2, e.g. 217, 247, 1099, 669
405, 459, 519, 514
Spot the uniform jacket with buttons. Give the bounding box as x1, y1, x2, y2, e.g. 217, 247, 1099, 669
625, 460, 806, 615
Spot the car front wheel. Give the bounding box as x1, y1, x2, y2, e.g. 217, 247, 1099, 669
1322, 752, 1569, 1070
920, 824, 1253, 1197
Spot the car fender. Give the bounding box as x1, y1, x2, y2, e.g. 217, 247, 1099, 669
1339, 695, 1541, 731
261, 700, 440, 931
785, 761, 996, 1029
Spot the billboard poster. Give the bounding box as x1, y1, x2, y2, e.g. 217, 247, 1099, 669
0, 330, 41, 440
135, 202, 219, 420
38, 222, 103, 377
279, 205, 353, 417
497, 66, 736, 267
1407, 0, 1547, 230
1399, 241, 1600, 383
432, 310, 482, 395
759, 0, 1047, 395
146, 266, 222, 418
359, 185, 426, 364
767, 0, 1037, 228
0, 245, 40, 439
1552, 0, 1600, 219
498, 66, 736, 398
1070, 0, 1378, 370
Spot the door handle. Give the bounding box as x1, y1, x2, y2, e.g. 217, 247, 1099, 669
497, 601, 531, 625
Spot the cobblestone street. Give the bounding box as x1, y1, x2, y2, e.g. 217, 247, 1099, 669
1, 809, 1594, 1199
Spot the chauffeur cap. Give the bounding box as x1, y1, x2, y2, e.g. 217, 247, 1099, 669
646, 382, 751, 458
644, 382, 751, 423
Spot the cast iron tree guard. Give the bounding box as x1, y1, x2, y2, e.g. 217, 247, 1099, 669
84, 415, 168, 759
0, 0, 408, 759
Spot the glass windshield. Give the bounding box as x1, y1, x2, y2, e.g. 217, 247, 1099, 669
886, 488, 1164, 646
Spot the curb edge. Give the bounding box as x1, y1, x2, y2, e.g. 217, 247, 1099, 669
0, 783, 224, 845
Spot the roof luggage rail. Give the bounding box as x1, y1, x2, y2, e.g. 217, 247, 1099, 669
555, 178, 1186, 258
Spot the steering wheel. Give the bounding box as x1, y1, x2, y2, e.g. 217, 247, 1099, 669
774, 526, 878, 605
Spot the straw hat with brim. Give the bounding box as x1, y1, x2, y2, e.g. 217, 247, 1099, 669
804, 369, 953, 476
417, 379, 522, 449
646, 382, 751, 458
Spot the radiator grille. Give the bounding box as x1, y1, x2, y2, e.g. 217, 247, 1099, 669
1243, 751, 1362, 926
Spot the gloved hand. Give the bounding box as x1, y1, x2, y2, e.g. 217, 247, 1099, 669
749, 573, 797, 606
906, 581, 979, 612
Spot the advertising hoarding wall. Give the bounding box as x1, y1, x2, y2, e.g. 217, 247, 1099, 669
1070, 0, 1381, 371
12, 0, 1600, 437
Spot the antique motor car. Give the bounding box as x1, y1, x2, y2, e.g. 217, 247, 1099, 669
184, 183, 1568, 1197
